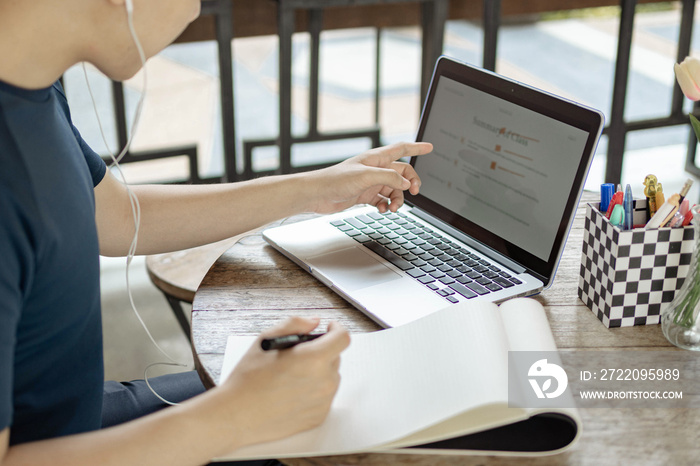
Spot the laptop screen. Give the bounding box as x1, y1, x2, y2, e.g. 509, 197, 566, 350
408, 57, 603, 283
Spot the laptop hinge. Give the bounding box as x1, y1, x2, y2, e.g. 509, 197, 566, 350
407, 206, 529, 275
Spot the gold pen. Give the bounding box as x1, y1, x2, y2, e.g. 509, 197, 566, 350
643, 175, 658, 218
655, 183, 665, 209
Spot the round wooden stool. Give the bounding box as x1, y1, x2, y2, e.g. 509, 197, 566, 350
145, 234, 247, 341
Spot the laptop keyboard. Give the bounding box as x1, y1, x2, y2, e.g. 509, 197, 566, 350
330, 211, 523, 304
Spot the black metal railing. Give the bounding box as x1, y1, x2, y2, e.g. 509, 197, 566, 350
104, 0, 235, 185
482, 0, 698, 185
241, 0, 449, 180
98, 0, 700, 186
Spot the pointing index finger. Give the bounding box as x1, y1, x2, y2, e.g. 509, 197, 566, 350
371, 142, 432, 164
395, 141, 433, 161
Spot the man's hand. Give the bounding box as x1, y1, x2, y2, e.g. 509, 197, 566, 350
217, 317, 350, 450
307, 142, 433, 215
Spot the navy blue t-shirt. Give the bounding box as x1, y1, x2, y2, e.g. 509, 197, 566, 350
0, 80, 107, 444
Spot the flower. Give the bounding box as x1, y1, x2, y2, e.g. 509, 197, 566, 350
674, 56, 700, 101
675, 56, 700, 142
669, 58, 700, 331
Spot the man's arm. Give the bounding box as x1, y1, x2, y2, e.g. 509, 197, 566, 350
0, 429, 7, 463
95, 142, 431, 256
0, 318, 349, 466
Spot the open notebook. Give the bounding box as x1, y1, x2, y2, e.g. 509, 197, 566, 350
217, 298, 581, 460
263, 56, 604, 328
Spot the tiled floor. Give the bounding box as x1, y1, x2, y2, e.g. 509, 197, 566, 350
69, 6, 700, 382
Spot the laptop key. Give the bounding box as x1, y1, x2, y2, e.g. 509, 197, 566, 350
445, 295, 460, 304
476, 277, 491, 286
466, 282, 490, 295
345, 217, 367, 229
493, 277, 515, 288
417, 275, 435, 284
363, 241, 414, 271
449, 283, 478, 299
406, 268, 426, 278
485, 283, 503, 292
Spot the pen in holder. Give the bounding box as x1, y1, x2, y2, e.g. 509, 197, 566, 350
578, 199, 694, 328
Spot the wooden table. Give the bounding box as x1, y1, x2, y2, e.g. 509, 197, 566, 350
192, 191, 700, 465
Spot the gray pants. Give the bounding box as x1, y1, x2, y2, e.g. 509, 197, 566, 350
102, 371, 280, 466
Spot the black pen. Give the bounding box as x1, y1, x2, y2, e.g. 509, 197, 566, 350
260, 333, 325, 351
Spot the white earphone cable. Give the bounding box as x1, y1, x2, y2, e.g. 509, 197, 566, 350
83, 4, 186, 406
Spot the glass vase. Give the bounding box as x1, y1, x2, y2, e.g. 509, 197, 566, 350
661, 205, 700, 350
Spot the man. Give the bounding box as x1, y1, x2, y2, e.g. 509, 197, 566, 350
0, 0, 432, 464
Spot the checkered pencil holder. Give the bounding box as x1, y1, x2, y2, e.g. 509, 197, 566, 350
578, 200, 694, 328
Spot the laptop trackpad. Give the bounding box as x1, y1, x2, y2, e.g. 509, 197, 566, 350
307, 246, 402, 292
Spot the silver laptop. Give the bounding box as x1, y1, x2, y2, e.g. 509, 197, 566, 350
264, 56, 604, 328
